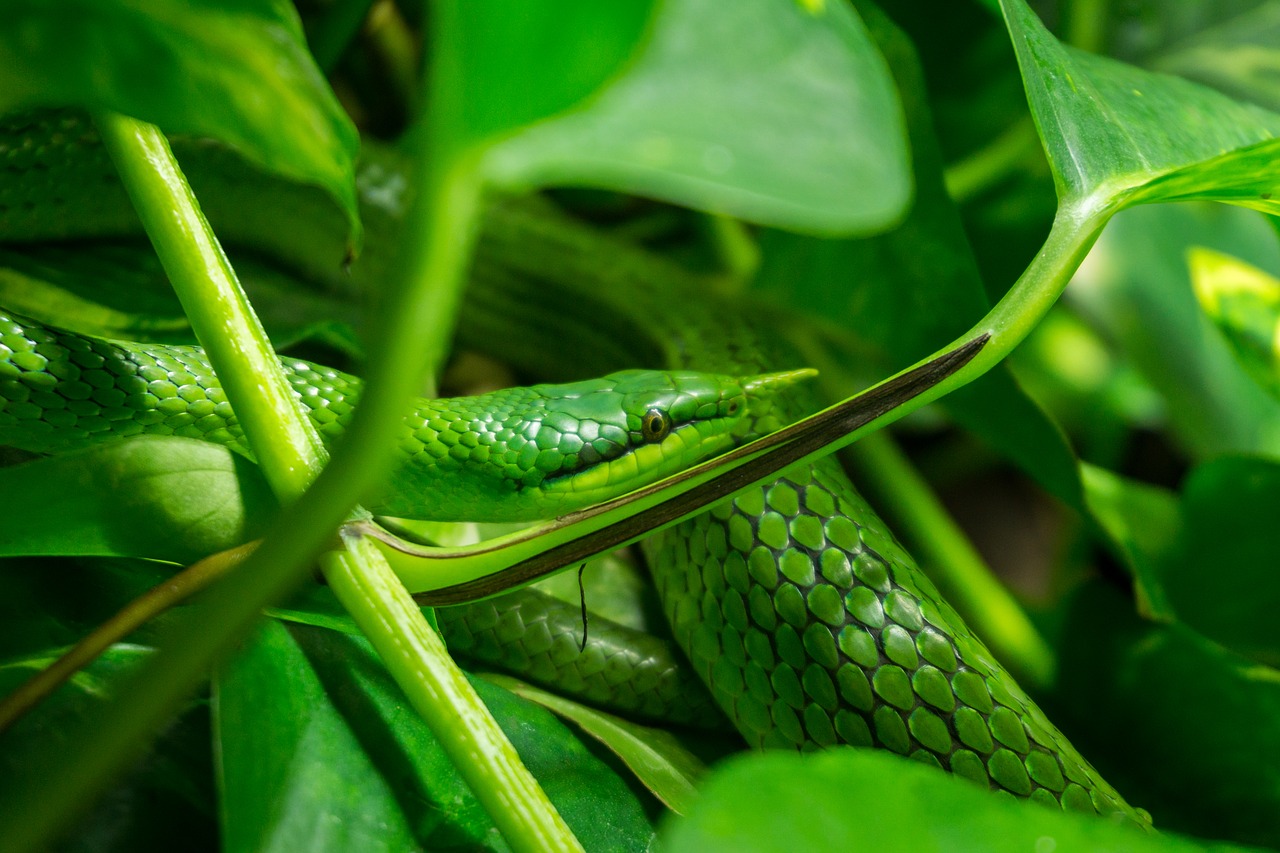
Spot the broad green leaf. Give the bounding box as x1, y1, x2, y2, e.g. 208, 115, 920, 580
1071, 203, 1280, 458
0, 1, 360, 240
752, 6, 1081, 505
1079, 463, 1179, 621
0, 557, 174, 663
0, 643, 216, 852
486, 0, 909, 235
289, 625, 657, 852
0, 239, 364, 358
0, 244, 189, 344
1000, 0, 1280, 215
485, 674, 707, 816
0, 436, 275, 563
214, 622, 418, 853
1190, 247, 1280, 400
1057, 583, 1280, 847
1148, 2, 1280, 113
1157, 456, 1280, 665
657, 748, 1253, 853
0, 643, 153, 704
435, 0, 654, 149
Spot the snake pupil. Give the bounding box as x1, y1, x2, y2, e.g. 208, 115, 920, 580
641, 408, 671, 442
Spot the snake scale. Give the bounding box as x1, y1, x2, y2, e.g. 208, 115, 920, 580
0, 111, 1148, 826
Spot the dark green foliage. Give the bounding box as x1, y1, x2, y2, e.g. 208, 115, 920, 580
2, 0, 1280, 851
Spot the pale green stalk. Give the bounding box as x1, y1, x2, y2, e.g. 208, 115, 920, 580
96, 113, 328, 502
325, 536, 581, 852
844, 432, 1055, 690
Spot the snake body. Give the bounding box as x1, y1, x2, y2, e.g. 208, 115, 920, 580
0, 112, 1148, 825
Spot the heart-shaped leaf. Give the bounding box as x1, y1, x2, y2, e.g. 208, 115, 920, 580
482, 0, 910, 234
1000, 0, 1280, 216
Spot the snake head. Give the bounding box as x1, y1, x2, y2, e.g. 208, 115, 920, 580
537, 367, 815, 514
382, 367, 815, 522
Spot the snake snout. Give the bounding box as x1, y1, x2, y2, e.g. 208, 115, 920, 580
740, 368, 818, 396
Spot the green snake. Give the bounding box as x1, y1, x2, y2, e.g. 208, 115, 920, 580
0, 111, 1149, 826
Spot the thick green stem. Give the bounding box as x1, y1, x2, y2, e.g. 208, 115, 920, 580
845, 432, 1055, 690
934, 202, 1107, 392
95, 113, 327, 502
325, 536, 581, 853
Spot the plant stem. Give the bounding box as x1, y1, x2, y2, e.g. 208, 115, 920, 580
845, 432, 1055, 690
95, 113, 328, 503
325, 536, 582, 853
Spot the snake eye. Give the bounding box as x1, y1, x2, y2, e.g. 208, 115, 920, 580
641, 408, 671, 442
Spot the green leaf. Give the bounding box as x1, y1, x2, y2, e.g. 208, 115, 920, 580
0, 0, 360, 240
0, 643, 216, 852
1190, 247, 1280, 400
0, 436, 275, 563
214, 621, 418, 853
484, 674, 708, 816
436, 0, 654, 149
1000, 0, 1280, 215
285, 624, 657, 852
1157, 456, 1280, 665
1057, 583, 1280, 847
657, 748, 1253, 853
486, 0, 910, 234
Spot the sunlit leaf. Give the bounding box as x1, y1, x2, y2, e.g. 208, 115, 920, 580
215, 622, 418, 853
1189, 247, 1280, 400
999, 0, 1280, 215
0, 1, 361, 240
485, 0, 909, 234
658, 748, 1246, 853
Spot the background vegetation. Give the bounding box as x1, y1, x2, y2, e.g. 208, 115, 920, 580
1, 0, 1279, 850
